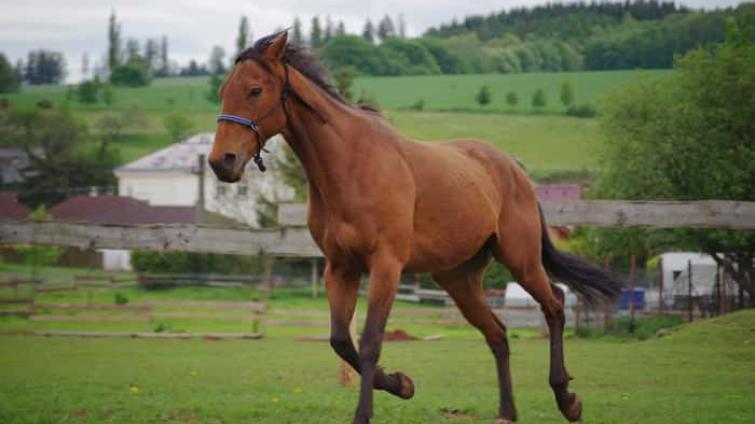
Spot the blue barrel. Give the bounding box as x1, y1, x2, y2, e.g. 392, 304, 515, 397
619, 288, 645, 310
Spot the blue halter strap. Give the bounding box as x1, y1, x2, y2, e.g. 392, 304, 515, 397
216, 114, 259, 132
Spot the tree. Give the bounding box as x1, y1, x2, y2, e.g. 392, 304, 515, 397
77, 79, 100, 103
206, 74, 223, 104
531, 88, 547, 109
208, 46, 226, 75
560, 80, 575, 107
505, 91, 518, 107
163, 113, 195, 142
377, 15, 396, 41
336, 20, 347, 36
23, 50, 66, 85
80, 53, 90, 79
0, 109, 117, 207
324, 16, 334, 43
292, 17, 304, 45
156, 36, 169, 77
596, 21, 755, 303
311, 16, 323, 48
144, 38, 159, 72
362, 19, 375, 44
398, 14, 407, 39
235, 16, 250, 58
107, 11, 121, 71
333, 66, 356, 101
0, 53, 19, 93
125, 38, 140, 60
110, 57, 151, 87
476, 85, 491, 106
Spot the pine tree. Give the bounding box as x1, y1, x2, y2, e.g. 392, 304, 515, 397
362, 19, 375, 44
107, 11, 121, 71
324, 16, 334, 43
559, 80, 575, 107
336, 20, 346, 36
236, 16, 250, 58
377, 15, 396, 41
292, 17, 304, 45
158, 36, 169, 77
310, 16, 323, 48
505, 91, 519, 107
532, 88, 547, 109
398, 14, 407, 39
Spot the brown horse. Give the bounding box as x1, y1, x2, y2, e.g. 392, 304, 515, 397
209, 30, 622, 424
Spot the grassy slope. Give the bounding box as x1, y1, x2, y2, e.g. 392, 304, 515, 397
0, 70, 657, 171
0, 309, 752, 423
354, 70, 672, 113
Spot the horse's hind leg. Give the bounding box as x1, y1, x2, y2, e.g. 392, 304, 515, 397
433, 259, 517, 423
325, 263, 414, 401
495, 224, 582, 422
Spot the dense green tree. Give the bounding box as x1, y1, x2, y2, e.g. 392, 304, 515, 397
23, 50, 66, 85
377, 15, 396, 41
110, 57, 151, 87
77, 79, 100, 103
362, 19, 375, 44
332, 66, 355, 101
235, 16, 250, 58
476, 85, 491, 106
292, 17, 304, 45
107, 11, 122, 71
560, 80, 575, 107
594, 21, 755, 302
379, 37, 440, 75
310, 16, 323, 48
531, 88, 547, 109
505, 91, 518, 107
418, 38, 464, 74
0, 53, 19, 93
163, 113, 195, 142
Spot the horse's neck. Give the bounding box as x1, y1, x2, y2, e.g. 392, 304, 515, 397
281, 69, 366, 203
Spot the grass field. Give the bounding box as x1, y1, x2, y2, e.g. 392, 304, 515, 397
0, 304, 752, 424
1, 70, 650, 174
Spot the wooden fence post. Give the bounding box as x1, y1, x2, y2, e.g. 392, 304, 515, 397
687, 260, 693, 322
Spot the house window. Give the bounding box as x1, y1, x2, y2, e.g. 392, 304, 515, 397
237, 182, 248, 198
216, 181, 227, 197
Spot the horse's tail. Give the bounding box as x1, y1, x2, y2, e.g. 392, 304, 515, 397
539, 204, 623, 304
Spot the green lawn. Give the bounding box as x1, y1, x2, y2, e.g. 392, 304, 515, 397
0, 309, 752, 423
355, 70, 672, 113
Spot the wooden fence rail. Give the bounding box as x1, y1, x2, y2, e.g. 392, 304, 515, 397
1, 200, 753, 259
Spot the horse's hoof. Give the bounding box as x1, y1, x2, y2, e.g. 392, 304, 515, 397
562, 394, 582, 422
391, 371, 415, 399
493, 418, 514, 424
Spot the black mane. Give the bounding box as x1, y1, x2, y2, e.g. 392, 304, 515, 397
236, 31, 348, 106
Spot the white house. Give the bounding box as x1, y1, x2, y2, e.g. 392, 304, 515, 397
659, 252, 719, 297
114, 133, 296, 227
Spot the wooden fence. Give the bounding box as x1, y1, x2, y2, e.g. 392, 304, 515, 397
1, 200, 753, 260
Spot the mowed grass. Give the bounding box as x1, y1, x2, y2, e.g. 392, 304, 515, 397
0, 309, 752, 423
355, 70, 672, 113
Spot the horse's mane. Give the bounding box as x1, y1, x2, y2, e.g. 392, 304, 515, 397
236, 31, 349, 107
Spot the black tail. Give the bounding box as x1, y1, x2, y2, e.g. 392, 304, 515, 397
539, 204, 623, 304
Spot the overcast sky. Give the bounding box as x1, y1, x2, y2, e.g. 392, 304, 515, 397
0, 0, 746, 82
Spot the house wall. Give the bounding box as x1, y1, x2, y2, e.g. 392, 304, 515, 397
118, 171, 198, 206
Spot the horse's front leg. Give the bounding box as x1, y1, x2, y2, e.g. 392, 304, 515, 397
353, 255, 402, 424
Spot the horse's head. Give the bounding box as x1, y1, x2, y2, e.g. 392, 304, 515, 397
209, 31, 289, 183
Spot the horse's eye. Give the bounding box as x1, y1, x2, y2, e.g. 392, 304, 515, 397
249, 87, 262, 97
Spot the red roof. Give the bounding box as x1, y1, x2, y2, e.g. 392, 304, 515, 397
49, 195, 198, 225
535, 184, 582, 201
0, 193, 30, 220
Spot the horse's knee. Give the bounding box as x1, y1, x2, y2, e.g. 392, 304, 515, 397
330, 336, 353, 355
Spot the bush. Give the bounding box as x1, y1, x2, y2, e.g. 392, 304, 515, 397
565, 103, 597, 118
577, 314, 685, 340
505, 91, 518, 107
77, 80, 100, 104
531, 88, 547, 109
131, 251, 265, 275
163, 113, 195, 142
409, 98, 425, 111
560, 80, 575, 107
110, 57, 152, 87
0, 53, 19, 93
36, 99, 52, 109
332, 67, 356, 101
476, 85, 491, 106
206, 74, 223, 104
114, 293, 129, 305
356, 90, 379, 109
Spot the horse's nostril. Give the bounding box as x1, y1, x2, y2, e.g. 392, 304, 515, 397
222, 153, 237, 169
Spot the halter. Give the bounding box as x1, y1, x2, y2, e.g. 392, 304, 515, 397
216, 64, 326, 172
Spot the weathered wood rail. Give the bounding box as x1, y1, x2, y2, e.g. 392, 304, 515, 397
279, 200, 755, 229
1, 200, 753, 259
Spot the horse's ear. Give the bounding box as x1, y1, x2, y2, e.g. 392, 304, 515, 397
263, 31, 288, 63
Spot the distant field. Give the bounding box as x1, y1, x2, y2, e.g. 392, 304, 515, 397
3, 69, 671, 114
354, 69, 672, 113
1, 70, 652, 174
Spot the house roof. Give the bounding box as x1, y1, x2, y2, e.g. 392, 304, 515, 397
115, 133, 285, 174
0, 193, 30, 220
46, 195, 243, 225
